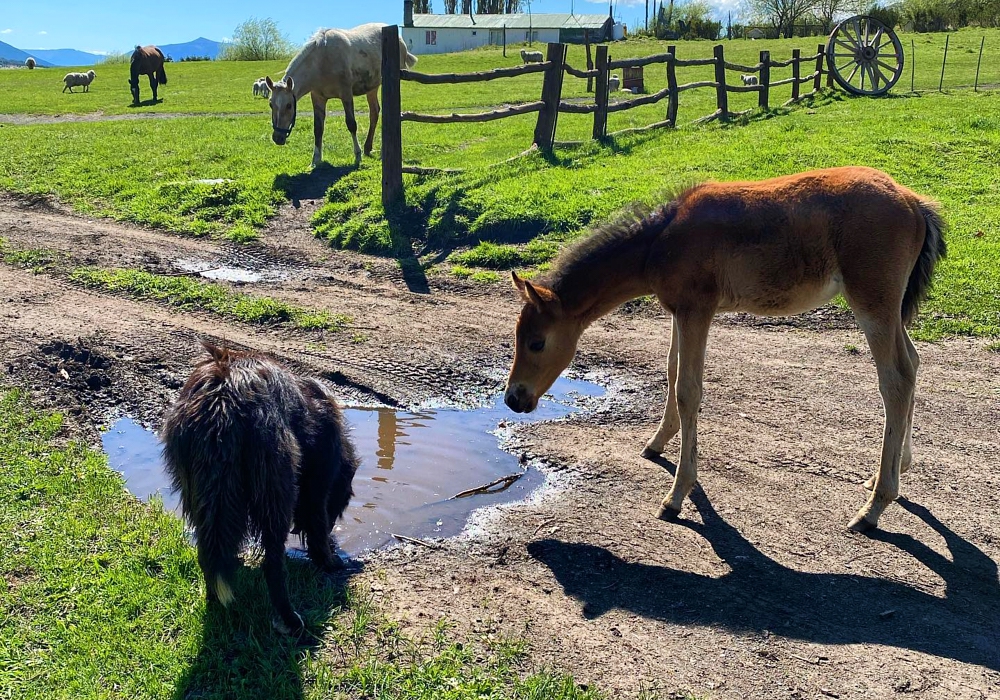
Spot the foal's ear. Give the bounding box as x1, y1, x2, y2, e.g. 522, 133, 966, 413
511, 271, 557, 310
265, 76, 274, 90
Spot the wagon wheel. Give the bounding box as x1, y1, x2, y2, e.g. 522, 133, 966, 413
825, 16, 903, 96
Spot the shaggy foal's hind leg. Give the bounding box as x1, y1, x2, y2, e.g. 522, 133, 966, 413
299, 484, 340, 573
149, 75, 158, 102
643, 316, 681, 458
657, 312, 712, 521
850, 316, 916, 533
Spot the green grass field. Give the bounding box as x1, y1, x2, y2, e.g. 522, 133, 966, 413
0, 390, 602, 700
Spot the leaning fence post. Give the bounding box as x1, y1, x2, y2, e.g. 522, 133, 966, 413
911, 38, 915, 92
585, 30, 594, 93
814, 43, 824, 92
758, 50, 770, 109
974, 36, 985, 92
666, 45, 678, 126
533, 42, 566, 151
791, 48, 801, 101
381, 25, 403, 209
593, 44, 609, 139
713, 44, 728, 120
939, 33, 949, 92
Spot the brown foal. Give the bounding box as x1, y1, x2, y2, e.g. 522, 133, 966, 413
504, 166, 946, 532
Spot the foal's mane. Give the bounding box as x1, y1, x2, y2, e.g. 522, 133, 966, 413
537, 186, 695, 294
283, 29, 328, 80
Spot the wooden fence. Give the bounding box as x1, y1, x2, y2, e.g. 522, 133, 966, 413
381, 24, 833, 207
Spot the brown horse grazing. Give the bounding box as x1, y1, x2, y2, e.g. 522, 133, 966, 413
129, 45, 167, 105
266, 24, 417, 168
505, 166, 947, 533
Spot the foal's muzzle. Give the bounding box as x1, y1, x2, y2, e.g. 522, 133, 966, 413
504, 384, 537, 414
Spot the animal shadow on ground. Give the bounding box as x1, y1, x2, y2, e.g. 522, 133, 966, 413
273, 164, 355, 207
172, 556, 359, 699
127, 98, 162, 108
528, 461, 1000, 671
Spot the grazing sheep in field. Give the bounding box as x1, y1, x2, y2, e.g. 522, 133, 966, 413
62, 70, 96, 93
741, 74, 759, 86
608, 74, 621, 92
25, 57, 36, 69
520, 49, 544, 64
253, 78, 270, 98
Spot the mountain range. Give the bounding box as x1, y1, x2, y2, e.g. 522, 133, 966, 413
0, 37, 223, 67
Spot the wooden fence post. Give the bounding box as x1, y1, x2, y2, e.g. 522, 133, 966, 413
791, 48, 800, 101
585, 30, 594, 93
939, 33, 949, 92
593, 44, 609, 139
713, 44, 728, 120
381, 25, 403, 209
974, 36, 985, 92
758, 50, 770, 109
814, 43, 824, 92
533, 42, 567, 150
666, 45, 678, 126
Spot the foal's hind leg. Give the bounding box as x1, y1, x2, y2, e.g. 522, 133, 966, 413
643, 315, 680, 458
850, 315, 916, 532
298, 485, 341, 573
865, 332, 919, 491
149, 75, 158, 102
363, 88, 380, 157
657, 311, 713, 520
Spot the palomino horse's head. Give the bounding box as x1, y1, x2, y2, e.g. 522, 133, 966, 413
505, 272, 584, 414
265, 76, 296, 146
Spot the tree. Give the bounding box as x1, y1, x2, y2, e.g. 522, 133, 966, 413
475, 0, 521, 11
444, 0, 458, 11
461, 0, 472, 12
218, 17, 295, 61
414, 0, 432, 11
742, 0, 817, 37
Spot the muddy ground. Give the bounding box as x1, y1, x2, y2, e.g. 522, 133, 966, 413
2, 193, 998, 699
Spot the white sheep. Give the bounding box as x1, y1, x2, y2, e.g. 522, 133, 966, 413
62, 70, 96, 93
253, 77, 270, 98
25, 57, 36, 70
520, 49, 544, 64
608, 74, 621, 92
741, 74, 759, 86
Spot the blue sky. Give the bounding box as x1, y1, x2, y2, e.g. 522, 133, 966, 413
0, 0, 698, 54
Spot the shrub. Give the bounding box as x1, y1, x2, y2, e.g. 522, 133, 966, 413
217, 17, 295, 61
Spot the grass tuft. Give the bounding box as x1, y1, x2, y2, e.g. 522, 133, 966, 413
69, 267, 349, 331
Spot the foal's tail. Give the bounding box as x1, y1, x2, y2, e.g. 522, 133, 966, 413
156, 64, 168, 85
902, 200, 948, 327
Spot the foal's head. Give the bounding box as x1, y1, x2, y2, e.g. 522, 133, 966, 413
505, 272, 584, 414
266, 76, 296, 146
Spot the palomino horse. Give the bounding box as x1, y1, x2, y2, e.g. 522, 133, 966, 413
505, 167, 947, 533
129, 45, 167, 105
266, 24, 417, 168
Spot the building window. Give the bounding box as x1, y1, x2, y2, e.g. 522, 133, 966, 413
425, 30, 437, 45
524, 30, 538, 42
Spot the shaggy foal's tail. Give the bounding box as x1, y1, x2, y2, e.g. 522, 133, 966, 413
902, 200, 948, 327
156, 64, 168, 85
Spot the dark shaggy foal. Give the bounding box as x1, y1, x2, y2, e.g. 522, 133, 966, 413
161, 342, 359, 634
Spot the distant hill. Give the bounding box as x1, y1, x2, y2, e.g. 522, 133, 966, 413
23, 48, 102, 67
159, 37, 222, 60
0, 41, 55, 67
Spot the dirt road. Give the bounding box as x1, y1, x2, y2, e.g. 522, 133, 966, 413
2, 194, 998, 699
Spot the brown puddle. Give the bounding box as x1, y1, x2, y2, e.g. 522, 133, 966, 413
101, 377, 603, 557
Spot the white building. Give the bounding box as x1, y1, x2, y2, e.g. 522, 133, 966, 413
400, 2, 623, 55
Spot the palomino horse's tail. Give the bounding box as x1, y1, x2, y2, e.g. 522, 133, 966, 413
902, 200, 948, 327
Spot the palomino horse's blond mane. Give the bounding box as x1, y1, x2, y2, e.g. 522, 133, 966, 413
265, 23, 417, 168
505, 166, 946, 534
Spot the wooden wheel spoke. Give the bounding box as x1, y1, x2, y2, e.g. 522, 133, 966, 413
875, 59, 899, 76
871, 27, 884, 48
846, 62, 861, 84
867, 63, 881, 89
835, 38, 859, 53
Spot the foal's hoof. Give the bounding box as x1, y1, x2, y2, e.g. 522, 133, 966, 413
641, 446, 661, 460
273, 611, 305, 636
656, 503, 681, 522
847, 514, 877, 534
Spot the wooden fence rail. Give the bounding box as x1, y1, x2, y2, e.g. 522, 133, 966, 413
381, 23, 835, 205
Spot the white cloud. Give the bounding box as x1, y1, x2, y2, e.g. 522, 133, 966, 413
1, 29, 13, 34
38, 30, 47, 35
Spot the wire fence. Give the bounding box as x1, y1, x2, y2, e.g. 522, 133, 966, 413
905, 34, 997, 92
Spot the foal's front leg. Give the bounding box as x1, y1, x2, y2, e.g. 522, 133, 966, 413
149, 75, 158, 102
340, 94, 362, 167
363, 88, 380, 157
657, 312, 713, 520
311, 93, 328, 169
643, 315, 680, 458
